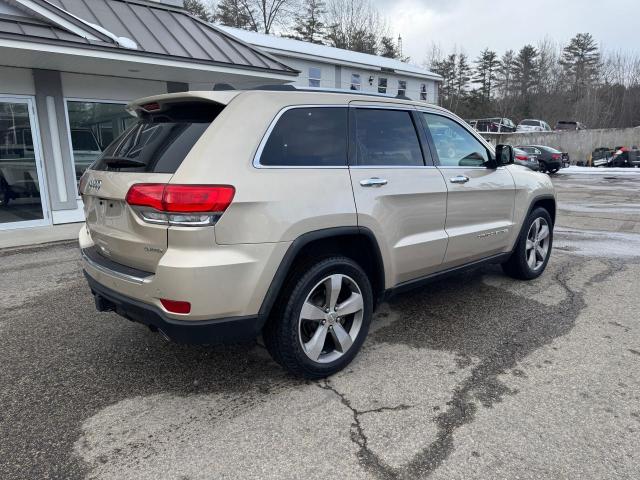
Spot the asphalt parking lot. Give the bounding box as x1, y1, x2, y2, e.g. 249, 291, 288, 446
1, 168, 639, 480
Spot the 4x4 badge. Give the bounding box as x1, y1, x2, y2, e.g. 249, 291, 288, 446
87, 179, 102, 191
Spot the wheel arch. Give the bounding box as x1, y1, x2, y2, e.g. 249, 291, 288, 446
258, 227, 386, 321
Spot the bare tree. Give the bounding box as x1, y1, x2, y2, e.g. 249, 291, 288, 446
324, 0, 387, 54
238, 0, 297, 34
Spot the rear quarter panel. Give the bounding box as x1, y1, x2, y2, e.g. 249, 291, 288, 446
170, 92, 357, 245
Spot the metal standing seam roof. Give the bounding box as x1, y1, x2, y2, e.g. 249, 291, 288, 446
0, 0, 298, 75
218, 26, 442, 81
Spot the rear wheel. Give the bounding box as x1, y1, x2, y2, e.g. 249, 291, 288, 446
502, 207, 553, 280
263, 256, 373, 378
539, 161, 547, 173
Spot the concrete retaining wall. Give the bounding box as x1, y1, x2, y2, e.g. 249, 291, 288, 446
481, 127, 640, 162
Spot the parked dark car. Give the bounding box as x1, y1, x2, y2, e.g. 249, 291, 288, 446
514, 147, 540, 171
475, 117, 517, 133
555, 121, 586, 131
601, 147, 640, 168
519, 145, 563, 173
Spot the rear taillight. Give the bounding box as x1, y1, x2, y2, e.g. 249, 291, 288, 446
515, 155, 528, 161
551, 153, 561, 160
125, 184, 235, 226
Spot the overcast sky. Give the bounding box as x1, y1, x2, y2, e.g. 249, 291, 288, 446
374, 0, 640, 66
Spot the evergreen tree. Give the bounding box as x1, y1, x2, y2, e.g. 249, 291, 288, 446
380, 36, 400, 59
473, 48, 499, 100
560, 33, 600, 92
514, 45, 539, 97
184, 0, 211, 21
497, 50, 516, 98
455, 53, 472, 97
290, 0, 326, 44
215, 0, 252, 29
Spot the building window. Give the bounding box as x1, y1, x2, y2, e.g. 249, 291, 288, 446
65, 100, 134, 194
309, 67, 321, 87
398, 80, 407, 97
350, 73, 361, 90
420, 84, 427, 101
378, 77, 387, 94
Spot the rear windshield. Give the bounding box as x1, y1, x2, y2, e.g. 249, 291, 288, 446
91, 102, 222, 173
520, 120, 539, 126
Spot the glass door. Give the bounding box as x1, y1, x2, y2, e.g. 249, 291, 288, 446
0, 97, 49, 229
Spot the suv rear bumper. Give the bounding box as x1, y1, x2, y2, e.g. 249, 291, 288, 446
85, 272, 262, 344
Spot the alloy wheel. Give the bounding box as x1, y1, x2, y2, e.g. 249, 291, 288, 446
298, 274, 364, 364
525, 217, 550, 271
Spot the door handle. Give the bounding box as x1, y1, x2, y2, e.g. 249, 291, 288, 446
449, 175, 470, 184
360, 177, 388, 188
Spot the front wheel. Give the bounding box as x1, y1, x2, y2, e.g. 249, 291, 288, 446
263, 256, 373, 378
502, 207, 553, 280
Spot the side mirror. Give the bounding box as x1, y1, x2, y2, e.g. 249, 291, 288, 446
495, 144, 514, 167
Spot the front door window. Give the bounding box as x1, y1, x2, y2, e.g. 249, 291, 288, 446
0, 99, 47, 227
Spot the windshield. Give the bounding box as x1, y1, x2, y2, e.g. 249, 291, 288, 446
520, 120, 539, 126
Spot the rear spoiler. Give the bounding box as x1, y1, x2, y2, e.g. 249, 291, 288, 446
127, 91, 241, 117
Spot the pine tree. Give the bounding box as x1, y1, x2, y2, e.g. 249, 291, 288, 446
380, 36, 400, 59
514, 45, 539, 97
290, 0, 326, 44
184, 0, 211, 21
560, 33, 600, 92
215, 0, 252, 29
455, 53, 472, 97
473, 49, 499, 101
497, 50, 516, 98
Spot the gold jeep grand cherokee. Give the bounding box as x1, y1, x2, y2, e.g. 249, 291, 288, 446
79, 87, 555, 378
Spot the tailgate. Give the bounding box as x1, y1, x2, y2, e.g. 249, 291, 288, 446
82, 170, 173, 272
81, 95, 230, 273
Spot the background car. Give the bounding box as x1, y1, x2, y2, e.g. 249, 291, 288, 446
514, 147, 540, 171
555, 120, 587, 131
516, 119, 552, 133
475, 117, 517, 133
520, 145, 563, 173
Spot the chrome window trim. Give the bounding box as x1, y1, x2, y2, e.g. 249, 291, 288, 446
253, 104, 350, 170
82, 249, 153, 285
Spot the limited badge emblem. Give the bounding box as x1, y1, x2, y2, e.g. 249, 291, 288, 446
87, 179, 102, 191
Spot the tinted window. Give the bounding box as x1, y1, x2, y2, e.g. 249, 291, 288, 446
355, 109, 424, 167
521, 120, 540, 126
91, 102, 222, 173
423, 113, 489, 167
260, 108, 347, 166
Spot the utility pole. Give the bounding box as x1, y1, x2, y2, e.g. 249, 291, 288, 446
397, 34, 403, 58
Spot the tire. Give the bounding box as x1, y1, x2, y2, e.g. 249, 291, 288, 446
502, 207, 553, 280
539, 161, 547, 173
263, 256, 373, 378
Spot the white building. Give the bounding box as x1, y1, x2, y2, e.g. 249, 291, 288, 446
219, 26, 442, 103
0, 0, 441, 235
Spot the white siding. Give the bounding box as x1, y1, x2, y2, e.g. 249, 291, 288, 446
61, 73, 165, 101
269, 54, 439, 104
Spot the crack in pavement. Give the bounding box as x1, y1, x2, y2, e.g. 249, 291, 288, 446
317, 380, 413, 480
325, 257, 617, 479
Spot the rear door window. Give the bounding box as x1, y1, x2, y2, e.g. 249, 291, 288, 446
354, 109, 424, 167
91, 102, 222, 173
260, 107, 348, 167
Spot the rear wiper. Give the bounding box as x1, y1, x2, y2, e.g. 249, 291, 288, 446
103, 157, 146, 168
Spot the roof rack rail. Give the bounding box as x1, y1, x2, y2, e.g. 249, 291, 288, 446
249, 84, 413, 100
